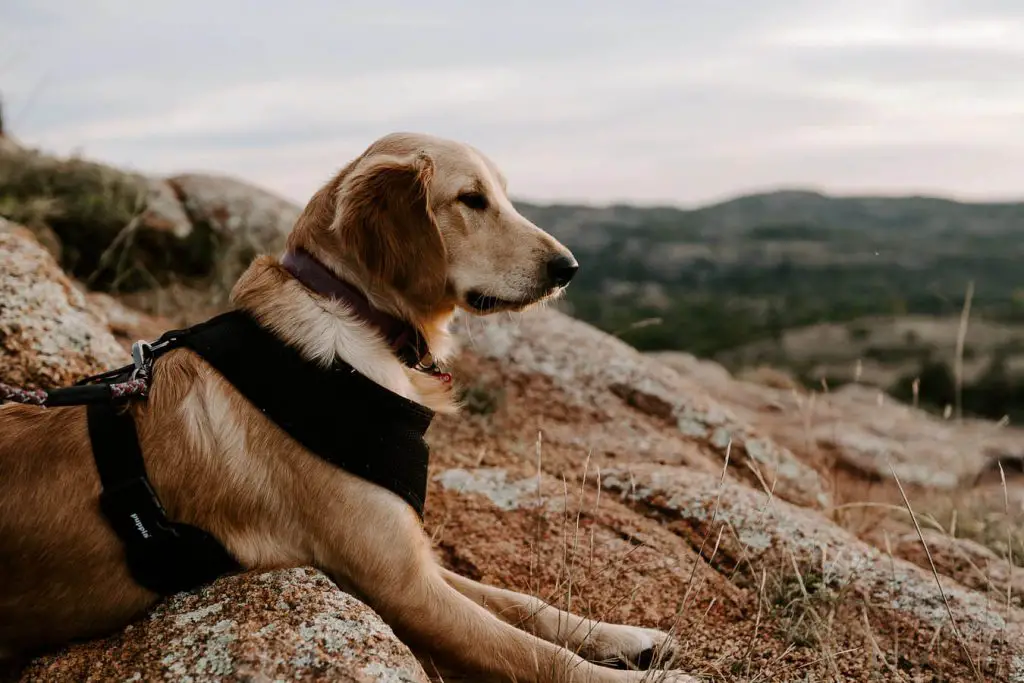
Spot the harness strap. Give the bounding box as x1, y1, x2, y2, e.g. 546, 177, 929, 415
47, 384, 117, 406
9, 307, 434, 596
88, 401, 241, 595
178, 311, 434, 517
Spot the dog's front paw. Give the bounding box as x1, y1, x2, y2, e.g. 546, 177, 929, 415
579, 624, 679, 670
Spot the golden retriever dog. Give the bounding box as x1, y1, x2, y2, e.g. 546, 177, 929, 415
0, 132, 690, 682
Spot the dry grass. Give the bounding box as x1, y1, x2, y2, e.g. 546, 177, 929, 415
423, 336, 1021, 681
479, 424, 1016, 681
907, 487, 1023, 570
0, 145, 152, 280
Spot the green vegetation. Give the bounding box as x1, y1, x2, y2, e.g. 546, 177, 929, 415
457, 380, 505, 416
0, 145, 219, 289
517, 190, 1024, 420
890, 355, 1024, 422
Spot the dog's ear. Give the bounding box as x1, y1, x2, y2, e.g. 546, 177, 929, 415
334, 153, 448, 310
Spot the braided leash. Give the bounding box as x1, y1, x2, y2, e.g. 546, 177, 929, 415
110, 377, 150, 399
0, 376, 150, 406
0, 382, 47, 405
0, 340, 155, 407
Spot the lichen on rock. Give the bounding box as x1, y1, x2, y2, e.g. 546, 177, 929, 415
602, 463, 1024, 665
0, 219, 126, 388
455, 307, 829, 508
20, 568, 429, 683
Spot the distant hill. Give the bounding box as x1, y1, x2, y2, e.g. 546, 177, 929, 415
514, 189, 1024, 420
515, 189, 1024, 359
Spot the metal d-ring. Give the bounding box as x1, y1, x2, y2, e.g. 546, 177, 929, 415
130, 340, 154, 380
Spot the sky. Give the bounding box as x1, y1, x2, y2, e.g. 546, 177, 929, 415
2, 0, 1024, 207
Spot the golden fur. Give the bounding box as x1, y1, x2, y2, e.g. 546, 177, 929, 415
0, 133, 687, 681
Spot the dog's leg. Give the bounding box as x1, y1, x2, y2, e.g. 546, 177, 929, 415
315, 489, 692, 682
441, 568, 678, 670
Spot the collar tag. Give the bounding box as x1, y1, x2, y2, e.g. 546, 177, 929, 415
414, 353, 452, 383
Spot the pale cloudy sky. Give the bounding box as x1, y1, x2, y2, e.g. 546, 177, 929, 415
3, 1, 1023, 206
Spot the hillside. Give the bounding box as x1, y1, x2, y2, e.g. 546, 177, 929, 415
518, 191, 1024, 351
515, 192, 1024, 419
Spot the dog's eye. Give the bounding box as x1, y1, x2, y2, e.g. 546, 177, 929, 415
458, 192, 488, 211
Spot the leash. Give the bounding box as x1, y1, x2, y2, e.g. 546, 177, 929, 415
0, 340, 156, 408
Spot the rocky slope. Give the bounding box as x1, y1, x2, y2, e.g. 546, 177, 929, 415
435, 309, 1023, 681
1, 147, 1023, 681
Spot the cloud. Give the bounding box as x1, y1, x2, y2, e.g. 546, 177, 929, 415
2, 0, 1023, 205
767, 15, 1024, 51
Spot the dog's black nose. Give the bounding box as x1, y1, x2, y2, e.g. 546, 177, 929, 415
546, 254, 579, 287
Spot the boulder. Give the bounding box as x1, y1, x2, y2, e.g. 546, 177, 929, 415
427, 307, 1022, 681
84, 290, 171, 353
0, 219, 126, 388
648, 350, 1024, 488
169, 173, 300, 279
20, 568, 429, 683
599, 463, 1023, 679
0, 144, 198, 289
452, 307, 830, 509
891, 528, 1024, 610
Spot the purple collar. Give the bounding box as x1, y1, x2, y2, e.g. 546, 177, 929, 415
280, 249, 430, 369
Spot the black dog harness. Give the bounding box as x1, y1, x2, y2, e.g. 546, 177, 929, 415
11, 308, 436, 596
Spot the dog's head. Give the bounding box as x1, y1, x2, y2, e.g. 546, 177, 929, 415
287, 132, 577, 324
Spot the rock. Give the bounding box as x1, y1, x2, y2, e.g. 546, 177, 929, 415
649, 350, 1024, 488
169, 173, 300, 276
644, 350, 734, 387
426, 463, 753, 677
142, 181, 193, 240
0, 144, 197, 289
427, 306, 1023, 680
600, 463, 1024, 677
454, 307, 829, 509
0, 219, 126, 388
20, 568, 429, 683
84, 291, 171, 354
890, 529, 1024, 610
734, 365, 803, 391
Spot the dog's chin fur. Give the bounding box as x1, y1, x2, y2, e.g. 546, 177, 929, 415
231, 255, 460, 415
458, 285, 566, 316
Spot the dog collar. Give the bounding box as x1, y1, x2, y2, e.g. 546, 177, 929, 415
280, 248, 441, 376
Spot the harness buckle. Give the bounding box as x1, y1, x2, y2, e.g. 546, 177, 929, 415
130, 340, 154, 380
